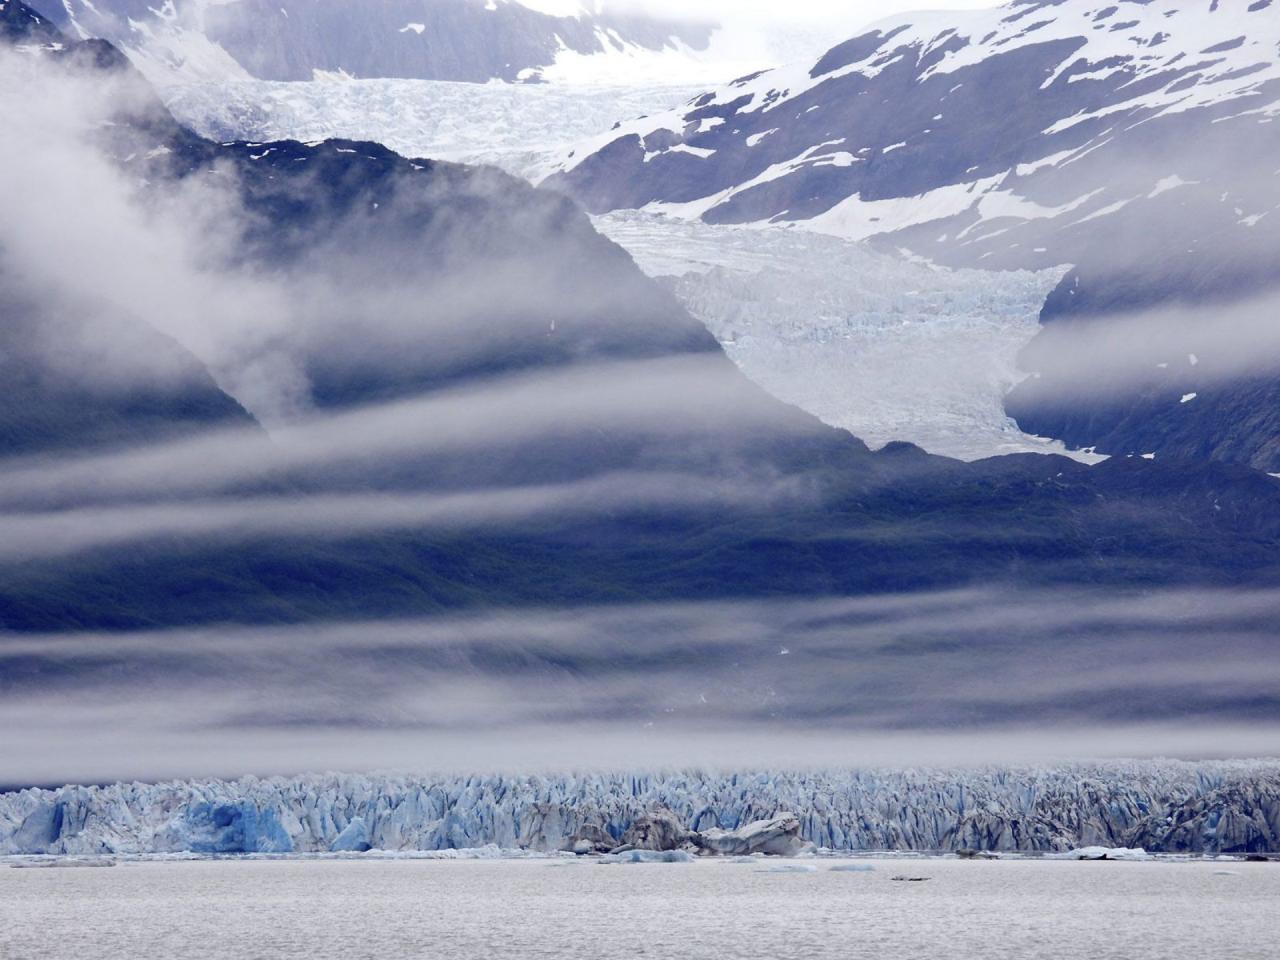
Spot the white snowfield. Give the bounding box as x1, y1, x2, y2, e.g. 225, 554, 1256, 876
43, 0, 855, 88
550, 0, 1280, 253
2, 761, 1278, 858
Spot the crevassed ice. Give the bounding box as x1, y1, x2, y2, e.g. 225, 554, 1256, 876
594, 211, 1082, 461
2, 760, 1277, 857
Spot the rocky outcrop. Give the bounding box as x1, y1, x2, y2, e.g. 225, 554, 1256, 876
620, 808, 690, 853
560, 823, 616, 856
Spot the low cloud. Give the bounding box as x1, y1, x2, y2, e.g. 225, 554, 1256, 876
0, 469, 799, 562
4, 586, 1280, 784
1016, 288, 1280, 403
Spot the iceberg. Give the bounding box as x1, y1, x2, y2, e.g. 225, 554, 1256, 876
603, 849, 695, 864
696, 815, 808, 857
1058, 847, 1151, 861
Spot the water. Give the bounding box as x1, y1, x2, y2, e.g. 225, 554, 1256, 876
2, 858, 1276, 959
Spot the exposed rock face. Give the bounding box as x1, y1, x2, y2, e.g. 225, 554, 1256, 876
560, 823, 616, 856
621, 808, 690, 852
696, 815, 806, 857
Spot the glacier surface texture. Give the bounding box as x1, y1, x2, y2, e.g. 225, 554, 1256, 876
3, 762, 1278, 856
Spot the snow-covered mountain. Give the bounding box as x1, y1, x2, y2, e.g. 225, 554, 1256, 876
4, 762, 1279, 855
23, 0, 718, 84
549, 0, 1279, 268
548, 0, 1280, 471
159, 75, 1070, 460
10, 0, 1280, 638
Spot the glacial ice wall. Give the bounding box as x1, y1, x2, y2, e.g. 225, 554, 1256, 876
2, 762, 1278, 857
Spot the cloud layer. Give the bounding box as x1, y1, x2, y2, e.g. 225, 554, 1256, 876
4, 586, 1280, 783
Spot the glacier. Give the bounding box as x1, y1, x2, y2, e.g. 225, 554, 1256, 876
163, 78, 705, 184
3, 762, 1278, 858
160, 75, 1079, 460
594, 211, 1077, 460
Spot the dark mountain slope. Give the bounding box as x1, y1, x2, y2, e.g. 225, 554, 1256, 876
0, 1, 258, 455
4, 1, 1280, 632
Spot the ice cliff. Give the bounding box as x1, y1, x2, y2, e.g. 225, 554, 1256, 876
2, 762, 1278, 857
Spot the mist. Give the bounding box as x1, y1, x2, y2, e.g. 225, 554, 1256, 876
5, 4, 1280, 797
4, 586, 1280, 784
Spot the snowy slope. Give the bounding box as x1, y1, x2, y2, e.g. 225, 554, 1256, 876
24, 0, 718, 85
4, 762, 1279, 856
548, 0, 1280, 471
549, 0, 1280, 270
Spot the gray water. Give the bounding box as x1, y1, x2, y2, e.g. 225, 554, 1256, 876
1, 858, 1276, 959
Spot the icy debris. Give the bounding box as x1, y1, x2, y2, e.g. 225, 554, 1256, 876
1058, 847, 1151, 861
829, 863, 876, 872
696, 815, 808, 857
603, 849, 695, 864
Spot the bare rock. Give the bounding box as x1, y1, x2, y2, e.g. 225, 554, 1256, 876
621, 807, 690, 852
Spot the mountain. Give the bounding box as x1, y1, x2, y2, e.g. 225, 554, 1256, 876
24, 0, 715, 84
546, 0, 1280, 470
6, 0, 1280, 634
0, 0, 258, 455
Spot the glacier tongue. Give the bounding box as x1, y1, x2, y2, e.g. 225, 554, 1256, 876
594, 211, 1080, 461
158, 77, 1087, 462
162, 78, 705, 184
2, 762, 1278, 858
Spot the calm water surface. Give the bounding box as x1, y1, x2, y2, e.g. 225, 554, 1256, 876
1, 857, 1276, 959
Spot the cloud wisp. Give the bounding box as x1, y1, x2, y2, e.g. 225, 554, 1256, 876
4, 586, 1280, 783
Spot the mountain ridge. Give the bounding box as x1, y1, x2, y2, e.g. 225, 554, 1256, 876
6, 0, 1280, 635
24, 0, 717, 84
545, 0, 1280, 471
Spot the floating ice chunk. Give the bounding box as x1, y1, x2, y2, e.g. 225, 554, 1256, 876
829, 863, 876, 872
1058, 846, 1151, 861
759, 863, 818, 873
604, 849, 695, 864
697, 814, 807, 857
